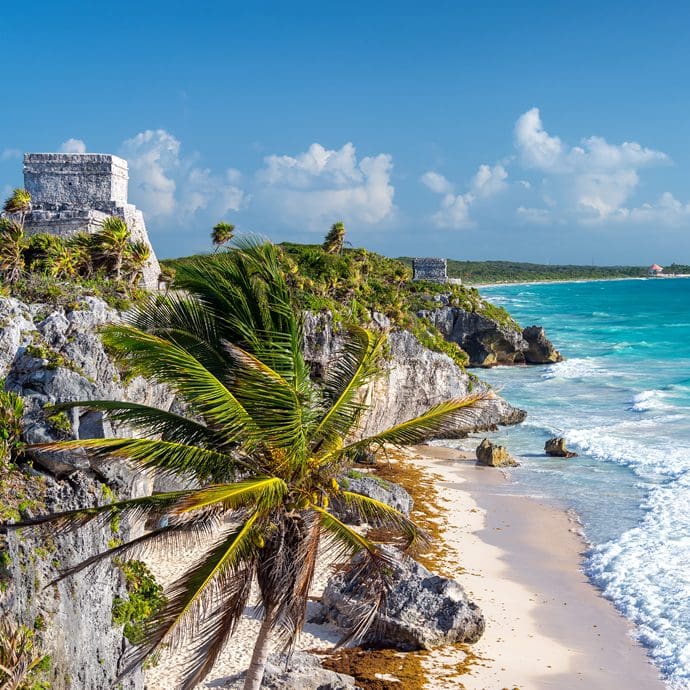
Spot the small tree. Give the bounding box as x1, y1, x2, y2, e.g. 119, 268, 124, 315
211, 222, 235, 252
96, 217, 131, 281
2, 189, 31, 226
323, 221, 346, 255
0, 219, 27, 285
123, 241, 151, 287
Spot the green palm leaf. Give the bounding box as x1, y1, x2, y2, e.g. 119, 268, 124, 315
174, 478, 288, 514
332, 394, 487, 460
119, 514, 260, 683
309, 326, 386, 453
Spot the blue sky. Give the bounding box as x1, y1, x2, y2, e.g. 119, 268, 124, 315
2, 0, 690, 264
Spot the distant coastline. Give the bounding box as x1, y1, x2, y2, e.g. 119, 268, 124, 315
474, 274, 690, 289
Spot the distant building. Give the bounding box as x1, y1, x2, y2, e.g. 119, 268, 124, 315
412, 257, 448, 283
648, 263, 664, 276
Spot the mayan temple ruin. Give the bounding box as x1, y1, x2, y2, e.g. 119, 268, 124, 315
23, 153, 161, 289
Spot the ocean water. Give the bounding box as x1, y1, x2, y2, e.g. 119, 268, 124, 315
471, 278, 690, 689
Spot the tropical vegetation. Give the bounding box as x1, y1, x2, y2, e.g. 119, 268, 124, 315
0, 189, 151, 306
5, 238, 483, 690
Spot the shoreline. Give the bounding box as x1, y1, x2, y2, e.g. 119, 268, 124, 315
414, 444, 663, 689
471, 274, 690, 289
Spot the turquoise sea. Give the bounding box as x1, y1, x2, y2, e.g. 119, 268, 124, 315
471, 278, 690, 689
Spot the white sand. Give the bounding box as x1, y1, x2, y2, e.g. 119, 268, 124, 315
143, 446, 665, 689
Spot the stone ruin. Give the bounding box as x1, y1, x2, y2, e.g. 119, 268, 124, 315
23, 153, 160, 289
412, 257, 448, 283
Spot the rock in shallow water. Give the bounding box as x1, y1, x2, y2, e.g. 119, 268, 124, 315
475, 438, 519, 467
545, 437, 577, 458
318, 547, 485, 651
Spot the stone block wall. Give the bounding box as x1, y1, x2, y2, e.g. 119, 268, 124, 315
24, 154, 129, 209
412, 257, 448, 283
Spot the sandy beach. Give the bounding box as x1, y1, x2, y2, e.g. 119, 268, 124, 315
416, 445, 663, 690
144, 445, 664, 690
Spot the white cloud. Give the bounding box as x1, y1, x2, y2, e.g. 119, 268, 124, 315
423, 163, 508, 229
59, 138, 87, 154
256, 142, 394, 228
432, 192, 475, 229
515, 108, 564, 170
0, 148, 21, 161
120, 129, 247, 221
421, 171, 453, 195
471, 164, 508, 198
514, 108, 669, 222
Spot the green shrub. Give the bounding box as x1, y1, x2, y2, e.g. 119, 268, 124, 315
112, 560, 166, 646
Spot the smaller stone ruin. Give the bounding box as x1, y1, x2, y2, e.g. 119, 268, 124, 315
23, 153, 160, 289
412, 257, 448, 283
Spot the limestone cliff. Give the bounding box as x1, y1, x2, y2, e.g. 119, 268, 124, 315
419, 305, 562, 367
303, 312, 526, 437
0, 297, 173, 690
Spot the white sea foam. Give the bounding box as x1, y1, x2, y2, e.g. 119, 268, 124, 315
587, 473, 690, 688
631, 389, 670, 412
541, 357, 605, 380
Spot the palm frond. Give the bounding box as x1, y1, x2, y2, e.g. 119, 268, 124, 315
337, 491, 429, 551
4, 491, 192, 534
332, 394, 487, 459
223, 341, 312, 461
48, 399, 225, 447
174, 478, 288, 514
31, 438, 242, 482
49, 513, 220, 586
100, 325, 261, 445
118, 515, 259, 681
313, 504, 393, 646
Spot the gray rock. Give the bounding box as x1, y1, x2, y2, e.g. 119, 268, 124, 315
303, 312, 525, 441
475, 438, 519, 467
332, 474, 413, 525
523, 325, 563, 364
261, 652, 357, 690
319, 546, 484, 650
544, 437, 577, 458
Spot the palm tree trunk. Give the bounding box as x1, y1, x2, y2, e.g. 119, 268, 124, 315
243, 608, 274, 690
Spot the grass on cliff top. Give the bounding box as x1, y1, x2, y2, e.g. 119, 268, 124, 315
164, 242, 520, 368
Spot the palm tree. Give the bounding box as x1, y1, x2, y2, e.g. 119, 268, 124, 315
65, 233, 97, 279
96, 217, 131, 281
2, 189, 31, 227
211, 222, 235, 252
0, 219, 27, 285
323, 221, 346, 255
123, 241, 151, 287
6, 239, 483, 689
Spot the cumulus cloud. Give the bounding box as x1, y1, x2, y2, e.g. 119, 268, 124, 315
59, 138, 87, 154
514, 108, 669, 221
120, 129, 247, 221
516, 206, 552, 224
421, 171, 453, 195
422, 163, 508, 229
256, 142, 394, 228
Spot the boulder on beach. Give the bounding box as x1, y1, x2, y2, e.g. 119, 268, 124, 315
258, 652, 357, 690
545, 437, 577, 458
331, 473, 413, 525
317, 546, 485, 651
475, 438, 519, 467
